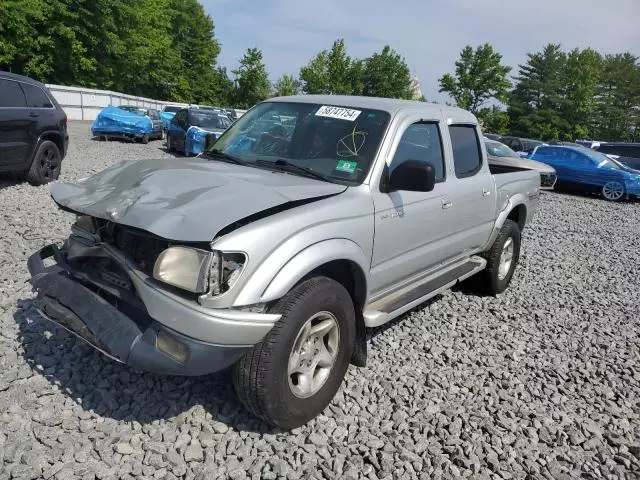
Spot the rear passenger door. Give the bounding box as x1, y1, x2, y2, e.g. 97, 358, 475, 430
20, 81, 56, 158
170, 110, 188, 149
370, 117, 460, 295
0, 78, 32, 168
445, 124, 496, 254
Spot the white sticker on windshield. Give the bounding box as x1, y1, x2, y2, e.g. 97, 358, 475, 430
315, 105, 361, 121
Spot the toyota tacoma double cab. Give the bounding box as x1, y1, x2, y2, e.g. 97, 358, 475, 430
27, 95, 540, 429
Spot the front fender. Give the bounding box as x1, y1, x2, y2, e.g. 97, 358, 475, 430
233, 238, 370, 306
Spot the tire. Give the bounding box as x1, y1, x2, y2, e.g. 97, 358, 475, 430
140, 135, 149, 145
232, 276, 356, 429
601, 181, 625, 201
26, 140, 62, 186
166, 134, 173, 152
160, 129, 166, 140
476, 219, 521, 295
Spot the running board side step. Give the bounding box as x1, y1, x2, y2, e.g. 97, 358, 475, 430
363, 256, 486, 328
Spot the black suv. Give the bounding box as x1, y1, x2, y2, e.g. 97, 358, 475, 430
595, 143, 640, 170
0, 71, 69, 185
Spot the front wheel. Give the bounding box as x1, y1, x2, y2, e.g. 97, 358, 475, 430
476, 219, 521, 295
232, 276, 355, 429
166, 134, 173, 152
140, 135, 149, 145
601, 181, 625, 201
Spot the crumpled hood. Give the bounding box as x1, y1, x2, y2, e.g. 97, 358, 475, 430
50, 158, 347, 241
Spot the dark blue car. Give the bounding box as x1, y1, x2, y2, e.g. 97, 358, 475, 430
528, 145, 640, 201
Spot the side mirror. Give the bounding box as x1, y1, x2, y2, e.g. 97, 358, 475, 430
387, 160, 436, 192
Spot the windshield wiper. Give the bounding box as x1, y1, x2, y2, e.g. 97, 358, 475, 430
203, 149, 246, 165
255, 159, 331, 182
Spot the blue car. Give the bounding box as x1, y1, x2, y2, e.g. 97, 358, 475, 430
166, 108, 232, 156
528, 145, 640, 201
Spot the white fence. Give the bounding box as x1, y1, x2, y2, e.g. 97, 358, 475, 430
45, 84, 187, 121
44, 84, 247, 121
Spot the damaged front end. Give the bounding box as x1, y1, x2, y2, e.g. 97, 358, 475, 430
27, 214, 279, 376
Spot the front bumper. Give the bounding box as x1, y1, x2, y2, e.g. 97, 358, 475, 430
27, 243, 276, 376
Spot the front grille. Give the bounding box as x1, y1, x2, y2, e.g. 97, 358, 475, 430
96, 220, 170, 276
540, 173, 557, 188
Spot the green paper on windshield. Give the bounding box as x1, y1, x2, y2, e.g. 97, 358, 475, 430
336, 160, 358, 173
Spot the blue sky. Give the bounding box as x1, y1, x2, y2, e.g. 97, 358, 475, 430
201, 0, 640, 104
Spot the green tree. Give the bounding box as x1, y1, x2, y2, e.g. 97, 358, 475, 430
477, 106, 509, 135
0, 0, 222, 103
272, 74, 301, 97
592, 53, 640, 141
232, 47, 270, 109
361, 45, 412, 99
438, 43, 512, 113
299, 38, 361, 95
562, 48, 603, 139
507, 43, 570, 140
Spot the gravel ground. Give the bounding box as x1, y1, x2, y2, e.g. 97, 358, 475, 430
1, 122, 638, 480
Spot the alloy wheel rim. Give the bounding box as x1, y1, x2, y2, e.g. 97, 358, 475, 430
287, 311, 340, 399
498, 237, 514, 281
40, 147, 60, 180
603, 182, 624, 201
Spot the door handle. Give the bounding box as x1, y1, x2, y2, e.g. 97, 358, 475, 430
442, 200, 453, 209
29, 112, 39, 118
482, 188, 491, 197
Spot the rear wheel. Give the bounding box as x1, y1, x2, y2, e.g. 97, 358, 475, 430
475, 219, 521, 295
26, 140, 62, 186
232, 276, 355, 429
601, 181, 625, 201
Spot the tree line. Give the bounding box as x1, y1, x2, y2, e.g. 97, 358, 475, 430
1, 1, 638, 141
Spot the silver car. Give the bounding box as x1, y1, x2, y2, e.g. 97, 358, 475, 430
485, 139, 557, 189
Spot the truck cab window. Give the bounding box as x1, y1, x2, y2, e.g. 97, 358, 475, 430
449, 125, 482, 178
389, 122, 445, 182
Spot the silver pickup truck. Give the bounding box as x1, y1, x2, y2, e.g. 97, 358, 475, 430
27, 95, 540, 429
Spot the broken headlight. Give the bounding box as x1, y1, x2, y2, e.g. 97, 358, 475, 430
153, 246, 213, 294
209, 252, 246, 296
153, 247, 246, 296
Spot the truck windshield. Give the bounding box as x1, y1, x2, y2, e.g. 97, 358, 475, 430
208, 101, 391, 184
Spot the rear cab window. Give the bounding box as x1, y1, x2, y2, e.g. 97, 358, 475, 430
390, 122, 446, 182
449, 125, 483, 178
0, 79, 27, 108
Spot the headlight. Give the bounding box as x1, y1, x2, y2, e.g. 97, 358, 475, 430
153, 247, 246, 295
153, 246, 213, 294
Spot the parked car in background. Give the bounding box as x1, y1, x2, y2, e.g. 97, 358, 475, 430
484, 139, 557, 189
594, 143, 640, 171
27, 96, 540, 428
529, 145, 640, 201
483, 133, 503, 141
159, 105, 181, 131
167, 108, 232, 155
91, 105, 163, 143
500, 136, 545, 156
0, 71, 68, 185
